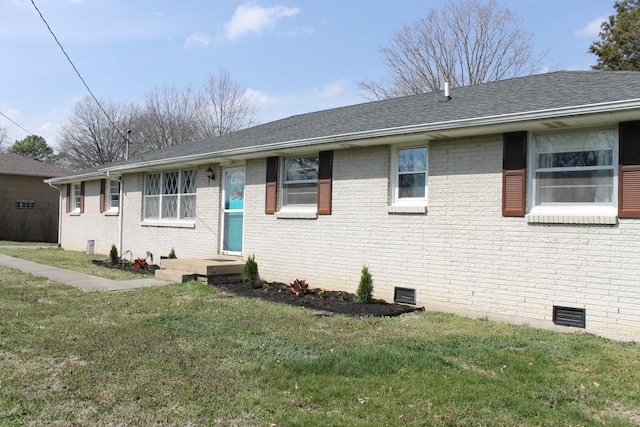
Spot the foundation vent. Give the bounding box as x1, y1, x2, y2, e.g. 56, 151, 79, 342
553, 306, 585, 328
394, 287, 416, 305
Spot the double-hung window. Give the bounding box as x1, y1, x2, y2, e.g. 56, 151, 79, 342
72, 183, 82, 211
392, 146, 428, 205
144, 169, 196, 221
533, 128, 616, 211
108, 181, 120, 211
282, 156, 319, 208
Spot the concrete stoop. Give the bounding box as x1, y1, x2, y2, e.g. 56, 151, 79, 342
155, 256, 244, 283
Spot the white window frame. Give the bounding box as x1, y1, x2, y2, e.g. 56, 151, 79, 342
107, 180, 120, 212
280, 155, 319, 212
72, 183, 82, 212
529, 127, 618, 218
391, 145, 428, 207
143, 169, 197, 222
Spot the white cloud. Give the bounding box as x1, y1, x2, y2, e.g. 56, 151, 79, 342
245, 88, 277, 109
184, 33, 211, 49
575, 16, 606, 39
312, 79, 347, 99
223, 2, 300, 41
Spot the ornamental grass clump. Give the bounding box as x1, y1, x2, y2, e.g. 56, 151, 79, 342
356, 265, 374, 303
243, 254, 260, 288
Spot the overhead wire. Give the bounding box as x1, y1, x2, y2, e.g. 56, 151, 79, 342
0, 110, 34, 136
30, 0, 126, 142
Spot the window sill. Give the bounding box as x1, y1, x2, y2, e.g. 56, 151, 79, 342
141, 221, 196, 229
387, 205, 427, 214
104, 210, 119, 216
526, 209, 618, 225
69, 211, 81, 216
275, 210, 318, 219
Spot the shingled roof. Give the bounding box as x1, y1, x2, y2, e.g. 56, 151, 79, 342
51, 70, 640, 181
0, 153, 70, 177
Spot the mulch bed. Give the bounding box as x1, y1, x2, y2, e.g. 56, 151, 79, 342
212, 281, 423, 317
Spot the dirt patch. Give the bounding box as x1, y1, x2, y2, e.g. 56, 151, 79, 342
211, 281, 423, 317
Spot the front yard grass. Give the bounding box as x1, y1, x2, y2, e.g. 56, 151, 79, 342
0, 247, 144, 281
0, 255, 639, 425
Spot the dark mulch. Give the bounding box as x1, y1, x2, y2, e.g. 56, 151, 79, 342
91, 259, 160, 275
212, 281, 423, 317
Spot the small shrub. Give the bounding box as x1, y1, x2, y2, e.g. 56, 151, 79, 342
290, 279, 308, 296
109, 244, 118, 265
168, 248, 177, 259
356, 265, 374, 303
243, 254, 260, 288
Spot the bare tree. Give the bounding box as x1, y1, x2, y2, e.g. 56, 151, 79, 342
57, 70, 259, 169
198, 69, 258, 138
58, 97, 140, 170
137, 84, 202, 151
0, 125, 7, 152
359, 0, 541, 100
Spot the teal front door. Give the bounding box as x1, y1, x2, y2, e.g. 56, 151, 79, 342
222, 167, 245, 254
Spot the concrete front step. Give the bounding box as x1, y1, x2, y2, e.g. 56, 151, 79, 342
156, 256, 244, 283
154, 269, 196, 283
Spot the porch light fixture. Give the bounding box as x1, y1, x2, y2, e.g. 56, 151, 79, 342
206, 166, 215, 184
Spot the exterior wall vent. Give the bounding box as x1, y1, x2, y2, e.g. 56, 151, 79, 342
394, 287, 416, 305
553, 306, 585, 328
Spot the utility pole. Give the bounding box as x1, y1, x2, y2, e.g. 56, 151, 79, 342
125, 129, 131, 160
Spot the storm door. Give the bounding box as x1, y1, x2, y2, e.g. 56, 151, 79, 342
221, 167, 245, 254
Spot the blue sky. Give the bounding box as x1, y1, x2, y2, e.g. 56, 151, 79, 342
0, 0, 617, 150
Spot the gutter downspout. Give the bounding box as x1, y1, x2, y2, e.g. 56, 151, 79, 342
107, 171, 124, 256
46, 182, 63, 247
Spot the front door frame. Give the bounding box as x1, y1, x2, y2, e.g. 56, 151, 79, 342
220, 166, 245, 255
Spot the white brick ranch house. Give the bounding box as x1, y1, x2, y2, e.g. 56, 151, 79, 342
47, 71, 640, 341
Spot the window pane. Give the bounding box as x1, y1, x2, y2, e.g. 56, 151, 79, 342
399, 173, 426, 198
399, 148, 427, 173
180, 195, 196, 219
283, 183, 318, 205
285, 157, 319, 182
144, 196, 159, 219
162, 195, 178, 218
536, 169, 614, 203
145, 173, 160, 196
164, 171, 178, 195
182, 170, 196, 194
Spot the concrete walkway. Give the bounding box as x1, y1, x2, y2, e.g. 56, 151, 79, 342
0, 253, 172, 292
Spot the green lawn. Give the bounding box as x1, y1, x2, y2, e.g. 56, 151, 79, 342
0, 247, 144, 280
0, 253, 639, 425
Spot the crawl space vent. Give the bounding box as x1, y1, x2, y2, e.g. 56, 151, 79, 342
394, 287, 416, 305
553, 306, 585, 328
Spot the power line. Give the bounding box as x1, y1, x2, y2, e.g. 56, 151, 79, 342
0, 110, 34, 136
30, 0, 126, 142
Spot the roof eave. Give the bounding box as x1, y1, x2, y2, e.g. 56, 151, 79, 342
52, 98, 640, 179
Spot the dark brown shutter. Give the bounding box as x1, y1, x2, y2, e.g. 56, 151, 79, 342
317, 150, 333, 215
99, 179, 106, 213
502, 132, 527, 217
80, 181, 85, 213
619, 121, 640, 218
265, 157, 278, 214
66, 184, 71, 213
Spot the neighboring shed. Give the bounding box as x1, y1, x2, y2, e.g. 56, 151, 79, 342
0, 153, 70, 242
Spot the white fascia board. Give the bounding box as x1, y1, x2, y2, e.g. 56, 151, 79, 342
45, 171, 106, 185
98, 98, 640, 174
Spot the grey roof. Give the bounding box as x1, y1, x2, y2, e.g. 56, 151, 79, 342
58, 70, 640, 178
0, 153, 71, 177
